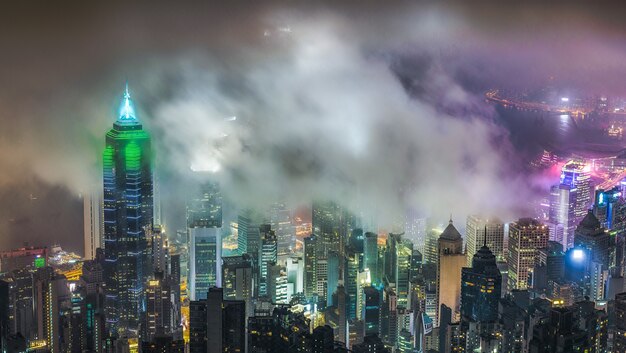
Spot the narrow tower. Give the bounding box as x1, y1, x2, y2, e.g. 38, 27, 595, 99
103, 83, 153, 336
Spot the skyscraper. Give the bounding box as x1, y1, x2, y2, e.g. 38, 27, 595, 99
258, 224, 277, 298
507, 218, 549, 292
103, 84, 153, 335
561, 160, 592, 220
436, 219, 464, 324
615, 292, 626, 352
304, 234, 319, 300
574, 211, 611, 270
461, 238, 502, 352
364, 232, 379, 285
188, 181, 222, 300
548, 183, 577, 249
83, 188, 102, 261
465, 215, 504, 266
363, 286, 381, 336
222, 254, 254, 315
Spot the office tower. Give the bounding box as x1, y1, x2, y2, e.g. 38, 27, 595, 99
312, 201, 354, 259
364, 232, 379, 285
593, 187, 622, 229
188, 300, 208, 353
461, 242, 502, 323
461, 240, 502, 352
465, 216, 505, 266
188, 227, 221, 300
383, 233, 400, 284
577, 300, 608, 353
615, 292, 626, 352
267, 203, 295, 257
498, 297, 528, 353
304, 234, 319, 300
222, 254, 254, 314
561, 160, 592, 218
169, 254, 181, 330
405, 209, 427, 255
33, 268, 66, 353
141, 335, 185, 353
380, 288, 397, 346
363, 286, 381, 336
268, 264, 288, 304
83, 188, 102, 261
345, 251, 360, 320
237, 210, 261, 257
285, 256, 304, 295
336, 284, 348, 346
574, 211, 611, 269
222, 300, 246, 353
507, 218, 549, 291
189, 289, 235, 353
79, 260, 106, 353
143, 272, 174, 341
549, 183, 577, 249
316, 259, 329, 305
188, 181, 222, 300
0, 246, 47, 273
207, 288, 223, 353
0, 280, 8, 353
150, 226, 169, 273
259, 224, 277, 298
4, 267, 35, 340
436, 219, 464, 324
327, 251, 340, 306
103, 84, 153, 335
396, 239, 412, 309
537, 241, 566, 281
348, 228, 365, 258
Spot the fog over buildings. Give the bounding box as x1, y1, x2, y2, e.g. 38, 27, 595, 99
3, 1, 626, 251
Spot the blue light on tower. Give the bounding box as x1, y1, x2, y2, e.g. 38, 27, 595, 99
571, 248, 585, 262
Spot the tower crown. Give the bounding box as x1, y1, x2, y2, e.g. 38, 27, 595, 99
117, 82, 138, 123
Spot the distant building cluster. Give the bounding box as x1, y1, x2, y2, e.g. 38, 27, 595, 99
3, 86, 626, 353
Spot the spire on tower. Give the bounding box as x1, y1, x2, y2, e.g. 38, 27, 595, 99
484, 226, 488, 247
118, 81, 137, 122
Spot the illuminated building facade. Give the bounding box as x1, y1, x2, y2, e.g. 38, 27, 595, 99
465, 215, 505, 266
188, 181, 222, 300
258, 224, 277, 298
83, 188, 102, 261
593, 187, 622, 229
507, 218, 549, 292
222, 254, 253, 315
102, 84, 153, 335
304, 234, 319, 300
549, 183, 577, 250
436, 219, 464, 324
561, 161, 592, 220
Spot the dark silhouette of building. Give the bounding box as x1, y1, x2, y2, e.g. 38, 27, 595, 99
351, 334, 390, 353
141, 335, 185, 353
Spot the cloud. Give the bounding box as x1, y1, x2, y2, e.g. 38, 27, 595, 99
143, 14, 528, 227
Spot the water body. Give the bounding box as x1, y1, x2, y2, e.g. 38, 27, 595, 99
494, 105, 625, 161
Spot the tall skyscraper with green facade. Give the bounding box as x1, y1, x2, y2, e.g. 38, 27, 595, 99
103, 84, 153, 336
